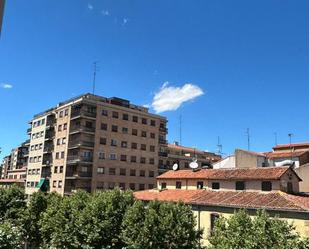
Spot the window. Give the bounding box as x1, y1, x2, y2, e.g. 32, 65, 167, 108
122, 127, 128, 134
148, 184, 154, 189
210, 213, 220, 234
62, 138, 66, 144
110, 154, 117, 160
132, 116, 138, 122
131, 143, 137, 149
100, 137, 106, 145
120, 155, 127, 162
176, 181, 182, 189
58, 181, 63, 188
236, 181, 245, 191
149, 158, 155, 165
122, 113, 129, 120
64, 109, 69, 116
150, 145, 155, 152
161, 182, 167, 189
101, 123, 107, 130
132, 129, 138, 136
56, 152, 59, 159
212, 182, 220, 190
141, 131, 147, 137
58, 125, 62, 131
129, 183, 135, 190
112, 125, 118, 132
149, 171, 154, 177
261, 181, 272, 191
97, 167, 104, 174
99, 152, 105, 159
197, 181, 204, 189
150, 120, 156, 126
140, 157, 146, 164
139, 184, 145, 190
53, 181, 57, 188
59, 111, 63, 118
61, 151, 65, 159
102, 109, 108, 116
120, 168, 126, 176
130, 169, 136, 176
57, 139, 61, 145
109, 168, 116, 175
142, 118, 147, 124
59, 166, 63, 173
108, 182, 115, 190
111, 139, 117, 146
141, 144, 146, 151
119, 183, 126, 190
140, 170, 145, 177
121, 141, 127, 148
54, 166, 58, 174
63, 123, 67, 130
112, 111, 119, 118
130, 156, 137, 163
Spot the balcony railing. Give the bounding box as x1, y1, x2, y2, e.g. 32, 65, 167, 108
159, 127, 168, 133
71, 110, 96, 119
65, 170, 92, 178
43, 146, 54, 153
67, 155, 93, 164
70, 126, 95, 134
159, 139, 167, 145
27, 128, 32, 134
68, 140, 95, 148
158, 152, 168, 157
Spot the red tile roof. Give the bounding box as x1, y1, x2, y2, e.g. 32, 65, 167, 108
264, 150, 309, 159
273, 142, 309, 150
134, 189, 309, 212
157, 167, 291, 181
168, 144, 220, 157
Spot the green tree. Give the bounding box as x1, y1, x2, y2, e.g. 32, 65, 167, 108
0, 220, 22, 249
21, 191, 60, 248
77, 189, 134, 249
121, 200, 203, 249
39, 190, 89, 249
208, 209, 304, 249
0, 185, 26, 220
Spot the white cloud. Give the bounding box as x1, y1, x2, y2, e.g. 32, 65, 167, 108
0, 83, 13, 89
101, 10, 110, 16
151, 82, 204, 113
87, 3, 93, 10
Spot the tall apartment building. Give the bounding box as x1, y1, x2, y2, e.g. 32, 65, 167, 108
0, 140, 29, 188
25, 93, 168, 196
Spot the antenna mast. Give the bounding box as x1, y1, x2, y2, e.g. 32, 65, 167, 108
217, 136, 223, 155
288, 133, 293, 161
179, 114, 182, 146
246, 128, 251, 151
92, 61, 99, 95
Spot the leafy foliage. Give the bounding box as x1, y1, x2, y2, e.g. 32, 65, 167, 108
208, 209, 303, 249
121, 200, 203, 249
0, 220, 22, 249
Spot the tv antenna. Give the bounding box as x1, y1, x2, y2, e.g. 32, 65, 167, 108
92, 61, 99, 94
246, 128, 251, 151
217, 136, 223, 155
288, 133, 293, 161
179, 114, 182, 146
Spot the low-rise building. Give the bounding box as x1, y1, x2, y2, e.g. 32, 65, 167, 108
135, 167, 309, 244
159, 142, 221, 173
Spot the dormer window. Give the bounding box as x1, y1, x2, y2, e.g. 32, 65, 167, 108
261, 181, 272, 191
236, 181, 245, 191
212, 182, 220, 190
197, 181, 204, 189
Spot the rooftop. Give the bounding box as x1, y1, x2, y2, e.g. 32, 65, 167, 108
168, 143, 220, 156
264, 150, 309, 159
157, 166, 296, 181
134, 189, 309, 212
273, 142, 309, 150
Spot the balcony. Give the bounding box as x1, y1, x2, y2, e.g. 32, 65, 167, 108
159, 127, 168, 133
27, 128, 32, 134
70, 125, 95, 134
159, 138, 167, 145
71, 109, 96, 120
158, 152, 168, 157
65, 170, 92, 179
68, 140, 95, 149
43, 145, 54, 154
45, 131, 55, 141
67, 155, 93, 164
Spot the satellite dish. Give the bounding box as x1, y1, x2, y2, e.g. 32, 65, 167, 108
172, 163, 179, 171
189, 159, 198, 169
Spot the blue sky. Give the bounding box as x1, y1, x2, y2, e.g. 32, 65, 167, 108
1, 0, 309, 158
